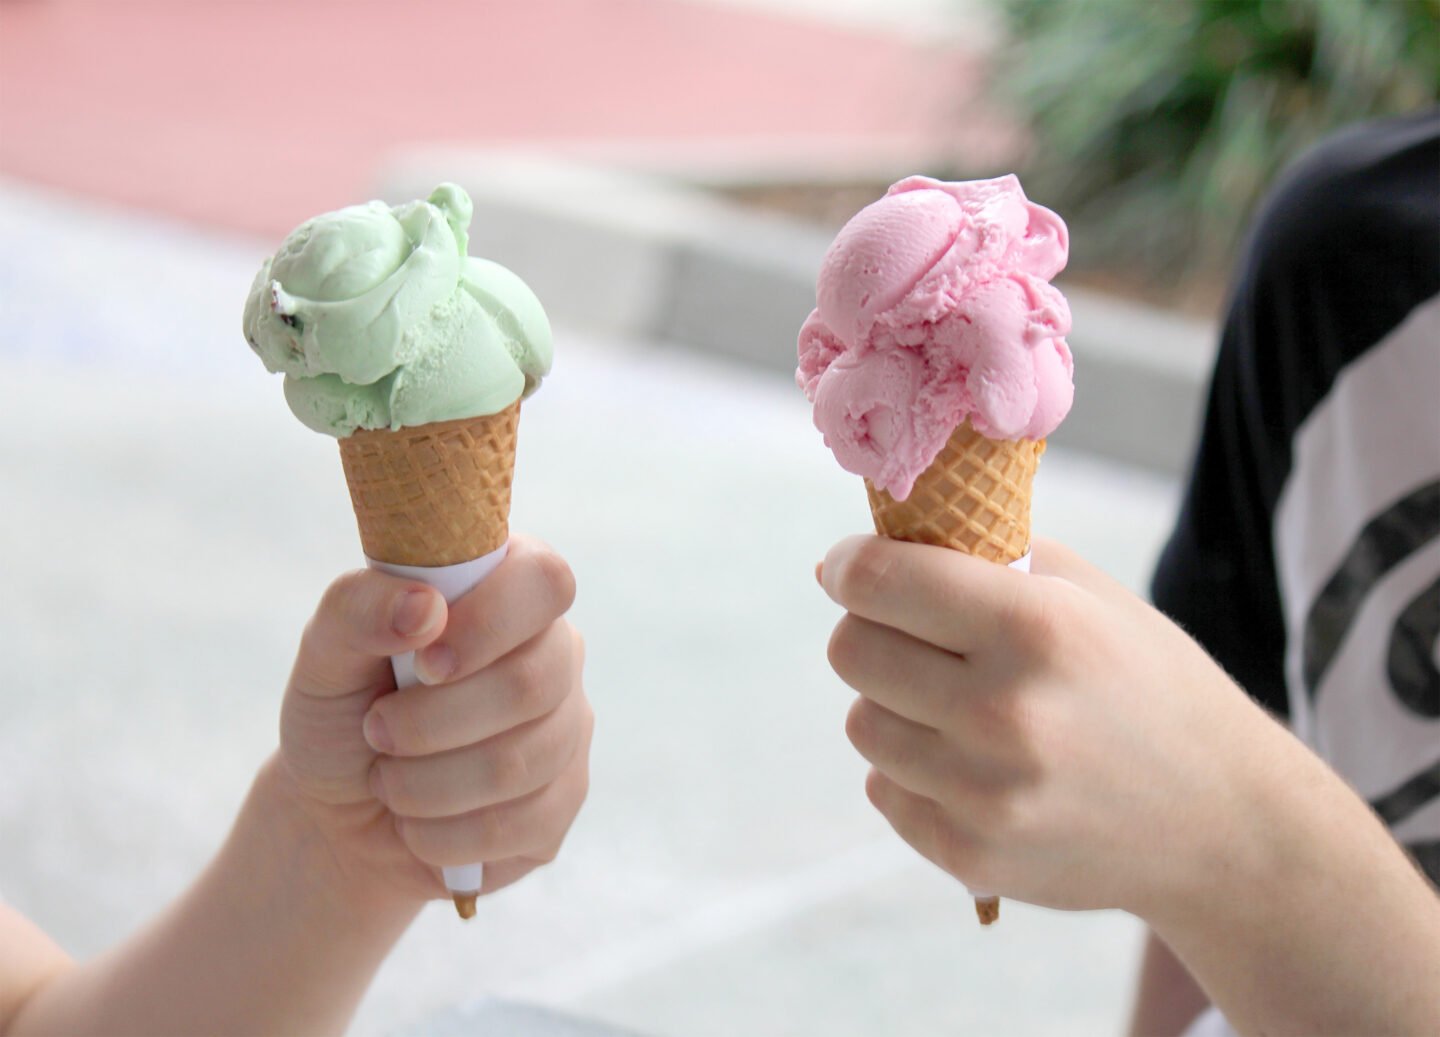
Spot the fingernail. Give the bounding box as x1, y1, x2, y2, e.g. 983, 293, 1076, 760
368, 763, 386, 802
393, 590, 440, 638
414, 643, 456, 685
363, 710, 393, 753
815, 561, 824, 585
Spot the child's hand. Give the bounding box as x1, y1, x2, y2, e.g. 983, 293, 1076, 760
818, 534, 1298, 922
275, 534, 591, 905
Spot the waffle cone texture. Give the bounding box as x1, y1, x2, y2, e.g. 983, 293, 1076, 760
338, 402, 520, 567
866, 420, 1044, 564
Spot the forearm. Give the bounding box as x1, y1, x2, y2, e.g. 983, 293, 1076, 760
8, 757, 420, 1037
1147, 737, 1440, 1035
1128, 929, 1209, 1037
0, 909, 71, 1035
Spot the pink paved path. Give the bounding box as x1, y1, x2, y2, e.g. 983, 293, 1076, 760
0, 0, 989, 236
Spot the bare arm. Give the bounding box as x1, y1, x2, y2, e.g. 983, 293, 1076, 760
5, 759, 418, 1036
1143, 743, 1440, 1037
3, 542, 590, 1036
1128, 929, 1209, 1037
820, 535, 1440, 1036
0, 906, 71, 1035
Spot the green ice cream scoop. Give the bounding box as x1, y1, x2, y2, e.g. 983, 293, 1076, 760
243, 183, 552, 437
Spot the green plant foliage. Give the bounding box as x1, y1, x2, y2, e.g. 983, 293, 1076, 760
997, 0, 1439, 280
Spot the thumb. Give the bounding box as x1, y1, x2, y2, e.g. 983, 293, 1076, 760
281, 570, 446, 806
290, 570, 447, 700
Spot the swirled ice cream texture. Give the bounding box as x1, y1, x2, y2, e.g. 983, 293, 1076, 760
243, 183, 552, 437
797, 175, 1073, 500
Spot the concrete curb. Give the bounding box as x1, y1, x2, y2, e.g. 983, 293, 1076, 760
380, 152, 1216, 475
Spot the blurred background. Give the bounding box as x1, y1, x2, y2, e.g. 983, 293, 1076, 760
1, 1, 1434, 1035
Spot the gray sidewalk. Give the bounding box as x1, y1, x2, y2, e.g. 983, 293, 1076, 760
0, 179, 1179, 1035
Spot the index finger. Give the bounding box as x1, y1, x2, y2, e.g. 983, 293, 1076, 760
412, 534, 577, 685
819, 535, 1036, 655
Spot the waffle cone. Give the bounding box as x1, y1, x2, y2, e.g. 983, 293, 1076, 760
865, 420, 1042, 928
337, 402, 520, 567
866, 421, 1044, 563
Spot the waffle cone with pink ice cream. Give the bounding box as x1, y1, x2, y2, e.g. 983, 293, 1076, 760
797, 174, 1075, 926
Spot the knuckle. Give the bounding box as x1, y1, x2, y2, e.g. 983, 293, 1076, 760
396, 817, 450, 867
974, 686, 1051, 775
573, 759, 592, 807
536, 783, 586, 853
539, 713, 576, 772
1008, 701, 1058, 780
521, 818, 566, 865
318, 569, 369, 617
532, 551, 577, 615
374, 758, 412, 812
1005, 584, 1072, 655
863, 767, 889, 809
471, 605, 509, 656
507, 645, 551, 711
484, 741, 531, 796
995, 583, 1035, 640
388, 699, 439, 755
975, 685, 1026, 740
932, 810, 982, 880
479, 805, 516, 854
826, 616, 860, 678
965, 789, 1016, 840
351, 572, 391, 634
309, 570, 379, 650
837, 537, 895, 605
844, 697, 877, 754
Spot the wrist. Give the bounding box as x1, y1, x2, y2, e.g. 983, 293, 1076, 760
244, 754, 421, 931
1130, 720, 1440, 1034
1133, 704, 1310, 935
9, 755, 428, 1037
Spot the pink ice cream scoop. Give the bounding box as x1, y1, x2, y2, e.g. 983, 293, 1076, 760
797, 175, 1074, 500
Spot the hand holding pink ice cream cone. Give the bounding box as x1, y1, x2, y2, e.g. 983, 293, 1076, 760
801, 174, 1076, 923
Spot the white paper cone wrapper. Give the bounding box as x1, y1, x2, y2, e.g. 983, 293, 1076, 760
967, 549, 1031, 907
368, 542, 509, 897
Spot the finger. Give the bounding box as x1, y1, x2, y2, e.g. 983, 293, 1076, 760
364, 621, 578, 757
291, 570, 447, 700
828, 613, 970, 729
828, 614, 1037, 767
398, 706, 592, 867
846, 698, 956, 801
372, 689, 586, 819
865, 767, 982, 886
820, 535, 1037, 656
412, 535, 576, 686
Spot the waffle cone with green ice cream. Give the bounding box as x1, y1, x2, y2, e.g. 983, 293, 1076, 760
244, 183, 553, 917
339, 402, 520, 568
799, 175, 1076, 927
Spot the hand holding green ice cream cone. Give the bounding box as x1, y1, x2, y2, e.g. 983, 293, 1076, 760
246, 184, 557, 918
